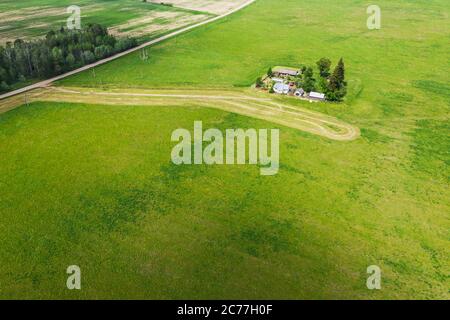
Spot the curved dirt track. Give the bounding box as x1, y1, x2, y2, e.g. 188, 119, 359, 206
1, 86, 360, 141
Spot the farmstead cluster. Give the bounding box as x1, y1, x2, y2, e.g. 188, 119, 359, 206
256, 58, 348, 102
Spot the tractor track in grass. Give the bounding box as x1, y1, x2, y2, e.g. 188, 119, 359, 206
0, 86, 360, 141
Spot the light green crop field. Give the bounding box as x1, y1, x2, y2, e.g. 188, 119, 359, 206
0, 0, 212, 44
0, 0, 449, 299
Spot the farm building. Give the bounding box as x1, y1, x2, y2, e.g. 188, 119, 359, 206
273, 83, 290, 94
308, 91, 326, 101
278, 69, 299, 76
272, 66, 301, 78
271, 77, 285, 83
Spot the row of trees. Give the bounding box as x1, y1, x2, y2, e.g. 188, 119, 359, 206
0, 24, 137, 93
315, 57, 347, 101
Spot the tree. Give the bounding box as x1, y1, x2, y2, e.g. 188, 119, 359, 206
52, 47, 64, 73
302, 67, 316, 93
316, 57, 331, 78
0, 67, 7, 81
267, 67, 273, 77
326, 58, 347, 101
317, 76, 328, 93
300, 65, 307, 74
334, 58, 346, 85
0, 67, 8, 92
269, 81, 275, 93
46, 30, 56, 40
255, 77, 263, 88
0, 81, 9, 92
82, 50, 95, 64
66, 53, 76, 68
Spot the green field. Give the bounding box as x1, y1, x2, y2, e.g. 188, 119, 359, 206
0, 0, 449, 299
0, 0, 212, 44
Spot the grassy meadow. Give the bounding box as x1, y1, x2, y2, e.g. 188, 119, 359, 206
0, 0, 449, 299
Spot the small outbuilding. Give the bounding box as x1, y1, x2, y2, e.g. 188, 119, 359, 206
294, 88, 305, 97
308, 91, 326, 101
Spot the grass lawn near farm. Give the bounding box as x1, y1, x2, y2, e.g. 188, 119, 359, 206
0, 0, 449, 299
